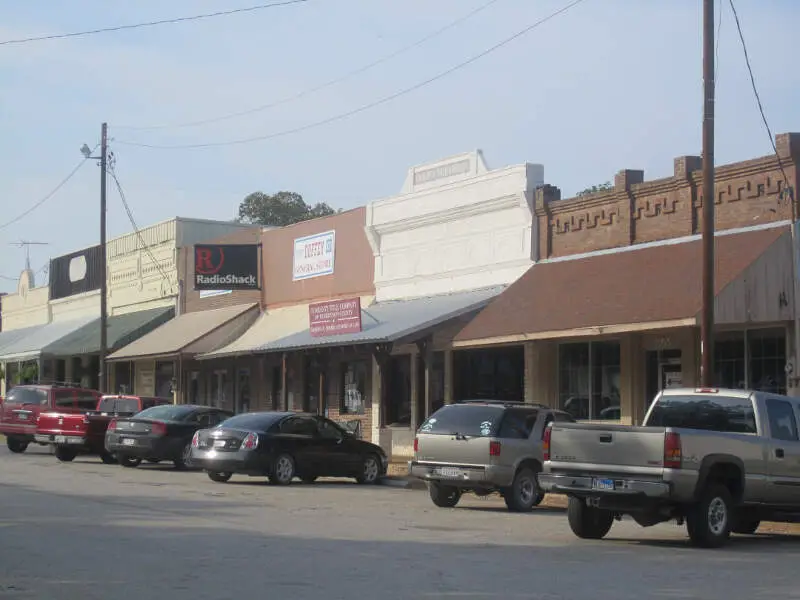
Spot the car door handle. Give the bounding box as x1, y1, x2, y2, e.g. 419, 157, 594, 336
599, 434, 612, 443
776, 448, 785, 459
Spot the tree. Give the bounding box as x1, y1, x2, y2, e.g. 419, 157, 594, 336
576, 181, 613, 197
237, 191, 336, 227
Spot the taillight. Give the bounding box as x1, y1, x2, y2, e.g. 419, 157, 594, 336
489, 441, 502, 456
83, 415, 90, 424
191, 431, 200, 448
108, 419, 117, 431
543, 425, 552, 462
241, 432, 259, 451
664, 432, 682, 469
413, 437, 419, 453
151, 421, 167, 436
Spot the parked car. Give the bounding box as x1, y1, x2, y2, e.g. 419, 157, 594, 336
35, 394, 172, 463
190, 411, 388, 485
539, 387, 800, 548
0, 384, 101, 453
105, 404, 233, 469
408, 400, 575, 511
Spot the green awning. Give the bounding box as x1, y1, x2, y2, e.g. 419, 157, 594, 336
42, 306, 175, 357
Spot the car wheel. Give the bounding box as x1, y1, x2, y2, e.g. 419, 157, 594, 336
174, 443, 193, 470
686, 483, 733, 548
6, 437, 28, 454
504, 467, 540, 512
207, 471, 232, 483
567, 496, 614, 539
100, 452, 117, 465
428, 482, 462, 508
118, 455, 142, 468
355, 454, 381, 485
269, 454, 295, 485
54, 446, 78, 462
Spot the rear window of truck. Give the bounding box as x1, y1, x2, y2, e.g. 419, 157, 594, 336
419, 405, 505, 437
5, 387, 48, 405
647, 394, 757, 434
97, 398, 140, 414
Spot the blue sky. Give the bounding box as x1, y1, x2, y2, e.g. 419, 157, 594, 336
1, 0, 798, 293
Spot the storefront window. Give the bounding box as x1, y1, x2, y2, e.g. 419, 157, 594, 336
386, 355, 411, 426
713, 328, 786, 395
341, 360, 368, 415
155, 361, 174, 398
714, 332, 746, 390
237, 368, 251, 414
453, 347, 524, 402
558, 341, 620, 420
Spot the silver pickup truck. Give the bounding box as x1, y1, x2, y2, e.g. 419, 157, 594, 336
539, 387, 800, 548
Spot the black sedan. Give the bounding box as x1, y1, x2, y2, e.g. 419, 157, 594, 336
105, 404, 233, 469
190, 411, 388, 485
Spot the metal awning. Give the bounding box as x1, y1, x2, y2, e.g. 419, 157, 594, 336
0, 315, 98, 363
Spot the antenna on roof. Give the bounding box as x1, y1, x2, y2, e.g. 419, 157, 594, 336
9, 240, 49, 271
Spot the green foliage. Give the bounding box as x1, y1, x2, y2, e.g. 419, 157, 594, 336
576, 181, 613, 197
237, 191, 336, 227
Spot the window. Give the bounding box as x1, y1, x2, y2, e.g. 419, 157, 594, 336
419, 405, 504, 437
386, 355, 411, 426
713, 328, 787, 395
280, 416, 317, 436
316, 417, 345, 440
6, 387, 48, 406
647, 394, 757, 434
765, 398, 798, 441
453, 347, 524, 402
54, 390, 75, 408
341, 361, 368, 415
558, 342, 620, 420
215, 412, 278, 431
714, 332, 746, 390
137, 405, 196, 422
497, 409, 538, 439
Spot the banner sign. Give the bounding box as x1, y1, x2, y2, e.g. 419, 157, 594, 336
309, 297, 362, 337
193, 244, 260, 290
293, 230, 335, 281
49, 244, 103, 300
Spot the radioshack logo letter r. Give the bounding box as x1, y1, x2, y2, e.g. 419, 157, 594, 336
195, 247, 224, 275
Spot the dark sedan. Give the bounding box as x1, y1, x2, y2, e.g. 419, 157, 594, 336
105, 404, 233, 469
190, 411, 388, 485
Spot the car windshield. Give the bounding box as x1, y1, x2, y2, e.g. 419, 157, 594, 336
218, 412, 286, 431
418, 404, 505, 437
647, 394, 757, 434
135, 405, 196, 422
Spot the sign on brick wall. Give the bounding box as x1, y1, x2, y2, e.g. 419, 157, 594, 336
194, 244, 260, 290
293, 230, 335, 281
309, 297, 362, 337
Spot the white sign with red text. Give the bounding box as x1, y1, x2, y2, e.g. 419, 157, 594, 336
292, 230, 335, 281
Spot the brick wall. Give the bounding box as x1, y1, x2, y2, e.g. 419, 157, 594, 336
535, 132, 800, 259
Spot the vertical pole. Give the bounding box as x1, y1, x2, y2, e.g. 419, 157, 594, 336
99, 122, 109, 394
700, 0, 716, 387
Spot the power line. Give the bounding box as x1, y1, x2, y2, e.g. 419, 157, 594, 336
0, 0, 310, 47
115, 0, 503, 131
106, 161, 172, 285
115, 0, 587, 150
727, 0, 792, 199
0, 146, 98, 232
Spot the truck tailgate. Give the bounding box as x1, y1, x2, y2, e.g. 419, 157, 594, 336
36, 411, 87, 435
549, 422, 668, 472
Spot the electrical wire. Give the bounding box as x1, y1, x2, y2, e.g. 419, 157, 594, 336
0, 0, 310, 46
727, 0, 793, 200
106, 163, 173, 285
115, 0, 504, 131
115, 0, 586, 150
0, 145, 99, 232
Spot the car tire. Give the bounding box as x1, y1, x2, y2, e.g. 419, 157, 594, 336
207, 471, 232, 483
173, 443, 193, 470
100, 452, 117, 465
118, 455, 142, 468
54, 446, 78, 462
686, 483, 733, 548
504, 467, 541, 512
355, 454, 382, 485
6, 437, 28, 454
268, 453, 295, 486
428, 482, 462, 508
567, 496, 614, 539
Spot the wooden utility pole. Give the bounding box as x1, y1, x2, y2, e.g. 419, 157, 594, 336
700, 0, 716, 387
99, 123, 109, 393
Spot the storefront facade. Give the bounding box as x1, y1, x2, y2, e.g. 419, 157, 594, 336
453, 133, 800, 424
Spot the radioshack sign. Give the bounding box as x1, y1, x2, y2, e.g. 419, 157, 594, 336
194, 244, 261, 291
309, 297, 362, 337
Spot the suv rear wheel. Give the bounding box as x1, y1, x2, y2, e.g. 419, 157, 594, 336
6, 437, 28, 454
428, 482, 462, 508
504, 467, 543, 512
54, 446, 78, 462
567, 497, 614, 539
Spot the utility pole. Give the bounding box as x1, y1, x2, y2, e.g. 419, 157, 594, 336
99, 123, 108, 394
700, 0, 716, 387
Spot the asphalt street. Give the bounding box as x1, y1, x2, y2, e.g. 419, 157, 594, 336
2, 444, 800, 600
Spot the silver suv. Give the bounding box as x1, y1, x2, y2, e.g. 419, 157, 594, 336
409, 400, 574, 511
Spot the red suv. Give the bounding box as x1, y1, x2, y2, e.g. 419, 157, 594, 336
0, 385, 101, 453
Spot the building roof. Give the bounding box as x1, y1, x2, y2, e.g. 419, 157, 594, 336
236, 287, 504, 354
41, 306, 175, 358
0, 315, 98, 363
454, 225, 788, 346
106, 303, 258, 362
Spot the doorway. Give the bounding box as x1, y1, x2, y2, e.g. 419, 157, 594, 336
645, 349, 683, 414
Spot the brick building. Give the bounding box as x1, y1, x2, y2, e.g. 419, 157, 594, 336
454, 132, 800, 424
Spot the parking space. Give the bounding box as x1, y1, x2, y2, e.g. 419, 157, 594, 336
2, 445, 800, 599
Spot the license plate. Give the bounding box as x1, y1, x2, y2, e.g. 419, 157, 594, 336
592, 478, 615, 491
17, 413, 28, 421
214, 440, 226, 448
54, 436, 66, 444
435, 467, 465, 478
122, 438, 136, 446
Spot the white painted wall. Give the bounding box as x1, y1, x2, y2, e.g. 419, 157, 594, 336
365, 150, 544, 301
1, 269, 50, 330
